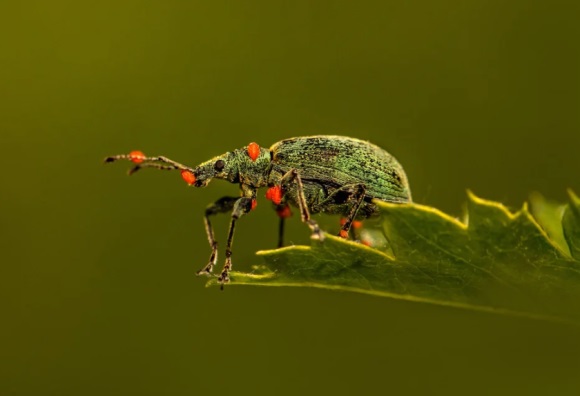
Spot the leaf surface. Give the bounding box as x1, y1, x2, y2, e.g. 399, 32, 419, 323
208, 191, 580, 322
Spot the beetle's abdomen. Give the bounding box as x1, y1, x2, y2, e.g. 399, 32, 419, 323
270, 135, 411, 203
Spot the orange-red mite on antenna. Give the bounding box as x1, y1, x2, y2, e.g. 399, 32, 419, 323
180, 170, 196, 185
129, 150, 145, 164
247, 142, 260, 161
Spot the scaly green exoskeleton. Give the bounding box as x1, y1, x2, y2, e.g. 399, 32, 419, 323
105, 136, 412, 287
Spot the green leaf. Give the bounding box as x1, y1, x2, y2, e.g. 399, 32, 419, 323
529, 192, 569, 256
208, 191, 580, 323
563, 190, 580, 260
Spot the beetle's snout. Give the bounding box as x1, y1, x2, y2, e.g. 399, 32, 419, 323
194, 179, 211, 188
185, 166, 214, 188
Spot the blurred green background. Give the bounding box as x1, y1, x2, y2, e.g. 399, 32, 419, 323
1, 0, 579, 395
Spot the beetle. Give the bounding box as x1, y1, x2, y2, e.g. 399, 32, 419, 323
105, 135, 412, 286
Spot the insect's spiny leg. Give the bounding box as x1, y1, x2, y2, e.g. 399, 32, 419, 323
278, 217, 285, 248
219, 217, 237, 290
217, 197, 254, 289
196, 197, 239, 277
339, 185, 366, 239
274, 204, 292, 248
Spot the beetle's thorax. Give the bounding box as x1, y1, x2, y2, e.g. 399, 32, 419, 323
234, 147, 270, 188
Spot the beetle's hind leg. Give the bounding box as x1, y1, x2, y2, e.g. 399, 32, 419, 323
340, 218, 364, 240
337, 184, 366, 239
280, 169, 324, 241
318, 184, 366, 239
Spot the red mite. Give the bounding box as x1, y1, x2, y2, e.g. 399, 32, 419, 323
266, 185, 283, 205
247, 142, 260, 162
276, 205, 292, 219
129, 150, 145, 164
180, 170, 196, 185
340, 218, 363, 229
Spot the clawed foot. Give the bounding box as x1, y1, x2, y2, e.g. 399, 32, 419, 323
195, 247, 232, 290
217, 258, 232, 290
218, 271, 230, 291
195, 265, 213, 276
308, 220, 325, 241
196, 245, 218, 276
196, 260, 230, 290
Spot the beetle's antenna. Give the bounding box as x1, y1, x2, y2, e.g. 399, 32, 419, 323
127, 162, 180, 175
104, 152, 194, 174
104, 151, 197, 184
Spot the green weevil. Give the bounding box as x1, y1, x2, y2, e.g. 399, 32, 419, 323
105, 135, 412, 286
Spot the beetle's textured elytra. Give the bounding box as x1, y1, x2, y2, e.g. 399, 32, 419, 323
105, 135, 411, 288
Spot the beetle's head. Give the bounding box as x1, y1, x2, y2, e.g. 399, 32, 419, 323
193, 142, 270, 187
191, 150, 239, 187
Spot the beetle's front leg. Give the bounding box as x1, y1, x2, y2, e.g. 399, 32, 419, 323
217, 197, 254, 288
281, 169, 324, 241
196, 196, 239, 276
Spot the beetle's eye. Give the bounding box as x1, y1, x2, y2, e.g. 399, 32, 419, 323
214, 160, 226, 171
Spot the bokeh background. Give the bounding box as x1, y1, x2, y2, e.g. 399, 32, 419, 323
1, 0, 579, 395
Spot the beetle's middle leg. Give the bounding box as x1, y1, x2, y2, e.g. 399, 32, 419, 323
280, 169, 324, 241
275, 204, 292, 248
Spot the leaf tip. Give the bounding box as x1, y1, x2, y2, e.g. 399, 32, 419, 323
567, 189, 580, 205
466, 190, 495, 208
521, 201, 530, 213
466, 189, 477, 201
